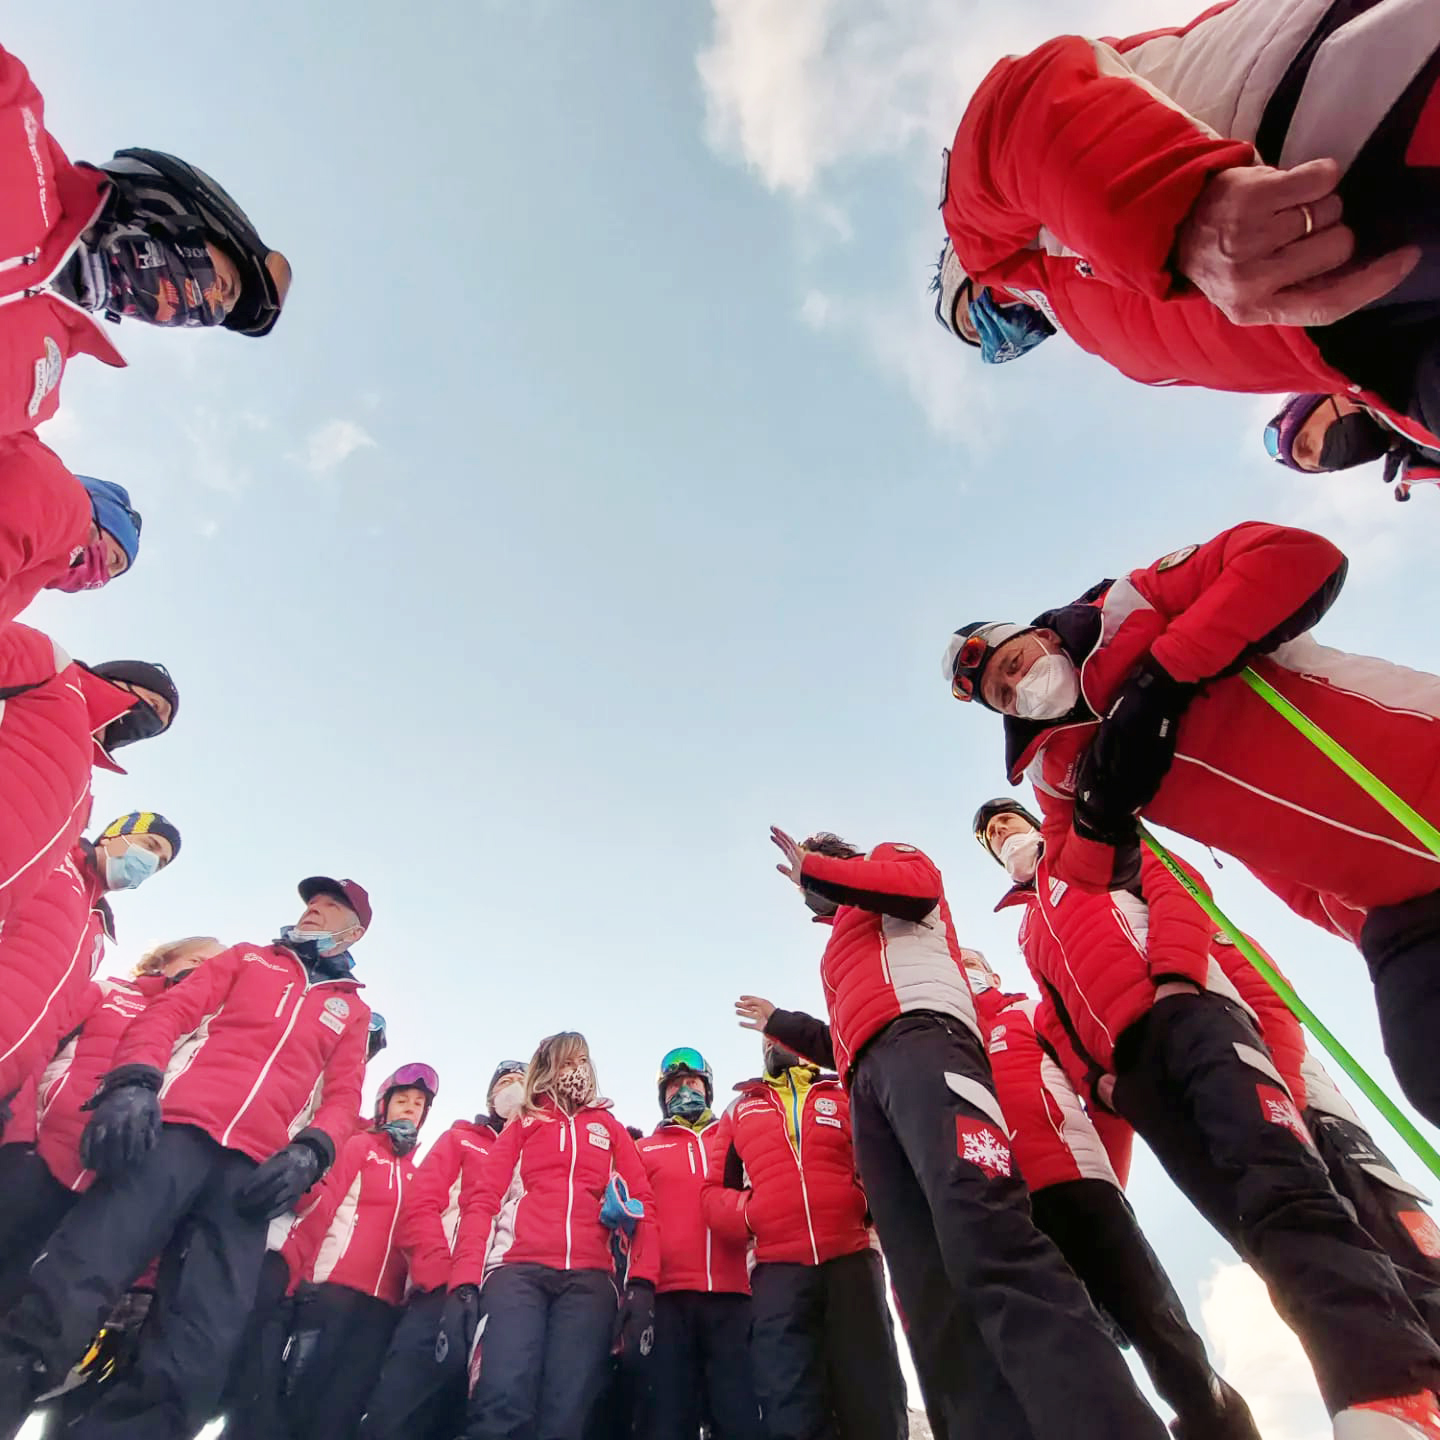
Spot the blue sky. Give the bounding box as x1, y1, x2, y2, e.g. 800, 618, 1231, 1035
11, 3, 1440, 1433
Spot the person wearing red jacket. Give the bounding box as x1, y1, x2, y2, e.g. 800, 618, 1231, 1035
945, 520, 1440, 1132
280, 1064, 440, 1440
976, 796, 1440, 1437
0, 44, 291, 436
936, 2, 1440, 450
767, 827, 1167, 1440
444, 1032, 658, 1440
699, 1036, 906, 1440
359, 1061, 524, 1440
631, 1047, 759, 1440
0, 875, 372, 1440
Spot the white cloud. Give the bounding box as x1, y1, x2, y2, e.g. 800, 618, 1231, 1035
294, 419, 378, 477
1199, 1262, 1329, 1440
799, 290, 833, 330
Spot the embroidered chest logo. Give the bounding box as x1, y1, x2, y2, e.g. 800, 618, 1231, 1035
587, 1121, 611, 1150
1047, 877, 1068, 906
28, 337, 62, 419
814, 1098, 838, 1117
956, 1116, 1013, 1180
324, 998, 350, 1019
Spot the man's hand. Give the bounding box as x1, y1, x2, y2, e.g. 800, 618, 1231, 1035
1154, 980, 1202, 1004
1174, 158, 1419, 326
735, 996, 776, 1033
770, 826, 805, 885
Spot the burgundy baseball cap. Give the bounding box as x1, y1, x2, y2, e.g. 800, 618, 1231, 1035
298, 876, 372, 931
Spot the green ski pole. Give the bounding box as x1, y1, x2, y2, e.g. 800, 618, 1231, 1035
1136, 822, 1440, 1182
1241, 666, 1440, 861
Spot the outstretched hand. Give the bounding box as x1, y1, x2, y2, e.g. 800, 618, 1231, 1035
1174, 158, 1419, 327
771, 826, 804, 885
736, 995, 776, 1033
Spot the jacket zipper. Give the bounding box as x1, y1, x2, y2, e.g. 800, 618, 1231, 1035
273, 983, 293, 1019
378, 1157, 403, 1297
779, 1079, 819, 1265
697, 1131, 713, 1290
0, 250, 38, 275
563, 1113, 578, 1269
0, 187, 110, 309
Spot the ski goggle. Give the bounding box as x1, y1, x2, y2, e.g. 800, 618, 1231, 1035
369, 1012, 387, 1035
658, 1047, 709, 1083
949, 634, 989, 702
1263, 422, 1283, 460
388, 1062, 439, 1096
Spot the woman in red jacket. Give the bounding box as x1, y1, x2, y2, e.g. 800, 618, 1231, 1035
280, 1064, 440, 1440
445, 1032, 658, 1440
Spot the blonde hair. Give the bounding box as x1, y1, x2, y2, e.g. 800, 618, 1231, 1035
521, 1031, 597, 1117
132, 936, 225, 978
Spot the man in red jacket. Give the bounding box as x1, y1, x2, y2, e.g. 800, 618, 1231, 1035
976, 797, 1440, 1436
700, 1037, 906, 1440
944, 520, 1440, 1132
937, 1, 1440, 448
768, 827, 1169, 1440
0, 44, 291, 436
633, 1047, 759, 1440
0, 875, 372, 1440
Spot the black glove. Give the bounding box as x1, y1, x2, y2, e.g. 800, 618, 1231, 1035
436, 1284, 481, 1366
235, 1139, 325, 1221
79, 1064, 164, 1178
1074, 653, 1196, 845
617, 1280, 655, 1371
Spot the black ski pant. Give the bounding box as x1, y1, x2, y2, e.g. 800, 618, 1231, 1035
1112, 991, 1440, 1414
748, 1249, 906, 1440
463, 1262, 617, 1440
1309, 1108, 1440, 1341
284, 1281, 399, 1440
848, 1012, 1166, 1440
1029, 1178, 1259, 1440
1362, 890, 1440, 1129
358, 1287, 468, 1440
635, 1290, 759, 1440
0, 1122, 266, 1440
0, 1147, 76, 1310
217, 1248, 292, 1440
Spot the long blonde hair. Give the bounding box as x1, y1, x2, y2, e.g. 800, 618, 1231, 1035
132, 936, 225, 978
521, 1031, 598, 1117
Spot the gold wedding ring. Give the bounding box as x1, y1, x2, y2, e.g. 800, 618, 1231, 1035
1300, 202, 1315, 238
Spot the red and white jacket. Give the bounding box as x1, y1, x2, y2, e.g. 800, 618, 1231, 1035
799, 843, 979, 1079
0, 45, 124, 438
1008, 523, 1440, 925
636, 1117, 750, 1294
0, 842, 109, 1105
0, 432, 94, 623
942, 2, 1440, 448
109, 941, 369, 1166
36, 971, 166, 1191
700, 1070, 870, 1267
283, 1128, 417, 1305
398, 1117, 499, 1294
448, 1099, 658, 1290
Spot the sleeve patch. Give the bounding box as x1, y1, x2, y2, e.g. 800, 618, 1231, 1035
1156, 544, 1198, 571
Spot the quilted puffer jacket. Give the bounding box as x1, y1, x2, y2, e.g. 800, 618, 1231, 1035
398, 1117, 499, 1294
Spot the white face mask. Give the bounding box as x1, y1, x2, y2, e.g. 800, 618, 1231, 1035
492, 1080, 524, 1121
999, 830, 1043, 884
1013, 648, 1080, 720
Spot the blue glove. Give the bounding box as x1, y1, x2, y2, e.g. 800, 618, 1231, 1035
600, 1175, 644, 1237
80, 1064, 164, 1178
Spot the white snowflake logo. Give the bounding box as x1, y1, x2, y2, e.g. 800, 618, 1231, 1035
1261, 1092, 1310, 1145
961, 1125, 1012, 1178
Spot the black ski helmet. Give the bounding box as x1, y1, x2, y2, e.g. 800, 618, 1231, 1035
656, 1047, 714, 1114
487, 1060, 526, 1108
972, 797, 1041, 863
97, 149, 285, 337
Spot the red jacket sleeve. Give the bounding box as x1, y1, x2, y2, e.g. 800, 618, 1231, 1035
1137, 848, 1214, 988
110, 946, 245, 1073
943, 34, 1252, 297
398, 1128, 464, 1294
1134, 523, 1347, 685
799, 845, 942, 923
0, 620, 71, 690
1246, 867, 1365, 946
307, 1003, 368, 1161
448, 1116, 526, 1290
1213, 935, 1308, 1109
0, 435, 89, 608
1091, 1108, 1135, 1188
699, 1107, 752, 1244
608, 1116, 660, 1287
281, 1132, 366, 1287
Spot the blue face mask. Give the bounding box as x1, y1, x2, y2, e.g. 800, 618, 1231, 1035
970, 289, 1055, 365
665, 1084, 708, 1120
380, 1119, 419, 1156
277, 925, 355, 978
105, 844, 160, 891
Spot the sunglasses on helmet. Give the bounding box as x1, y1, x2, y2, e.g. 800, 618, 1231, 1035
657, 1047, 709, 1081
389, 1062, 439, 1095
949, 633, 990, 702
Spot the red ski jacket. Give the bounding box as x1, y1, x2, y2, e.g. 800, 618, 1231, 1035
636, 1117, 750, 1295
448, 1099, 658, 1290
398, 1117, 499, 1294
109, 942, 369, 1166
283, 1128, 418, 1305
0, 432, 94, 622
0, 842, 109, 1104
0, 45, 124, 437
37, 971, 162, 1191
0, 627, 133, 931
700, 1069, 870, 1267
799, 843, 979, 1079
1008, 523, 1440, 921
941, 5, 1440, 448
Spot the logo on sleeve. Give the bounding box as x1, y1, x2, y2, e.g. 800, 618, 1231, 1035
1157, 544, 1198, 572
28, 337, 62, 419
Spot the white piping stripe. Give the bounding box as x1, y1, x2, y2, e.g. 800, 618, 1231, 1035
944, 1071, 1009, 1133
0, 919, 88, 1067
